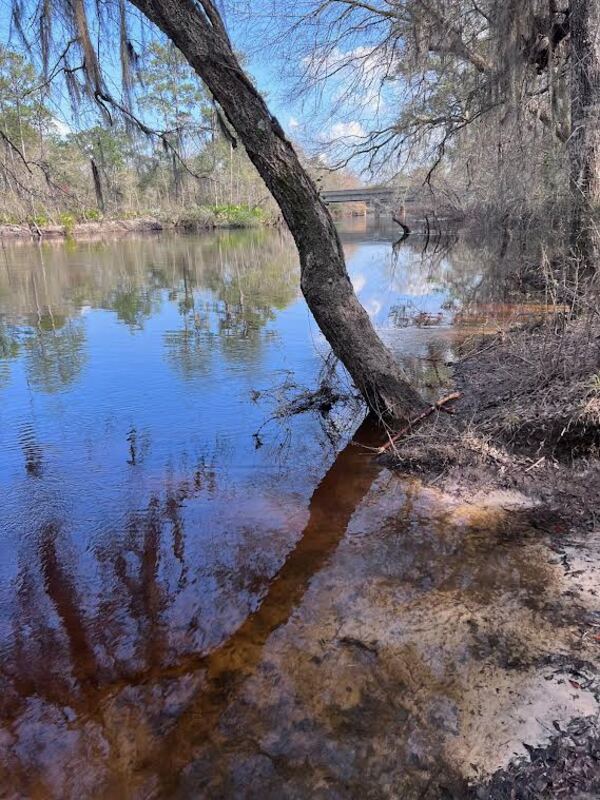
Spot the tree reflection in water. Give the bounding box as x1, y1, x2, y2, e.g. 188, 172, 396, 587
0, 417, 385, 797
1, 223, 528, 797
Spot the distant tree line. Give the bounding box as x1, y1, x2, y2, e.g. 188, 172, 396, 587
0, 41, 360, 227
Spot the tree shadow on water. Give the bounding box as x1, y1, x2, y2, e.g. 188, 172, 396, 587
1, 417, 386, 797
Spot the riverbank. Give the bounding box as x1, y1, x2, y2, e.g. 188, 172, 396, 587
387, 314, 600, 528
0, 217, 168, 240
383, 313, 600, 797
0, 205, 276, 240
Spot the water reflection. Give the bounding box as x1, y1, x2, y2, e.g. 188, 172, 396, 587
0, 222, 578, 798
1, 426, 586, 798
0, 413, 381, 796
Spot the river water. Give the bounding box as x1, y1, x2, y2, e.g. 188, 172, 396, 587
0, 221, 596, 798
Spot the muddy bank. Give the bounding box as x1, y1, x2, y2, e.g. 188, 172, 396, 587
388, 316, 600, 529
470, 716, 600, 799
384, 315, 600, 797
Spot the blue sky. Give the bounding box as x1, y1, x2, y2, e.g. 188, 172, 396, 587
227, 4, 396, 165
0, 2, 305, 135
0, 0, 399, 174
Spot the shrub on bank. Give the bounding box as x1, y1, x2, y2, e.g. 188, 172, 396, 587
213, 204, 267, 227
177, 204, 268, 230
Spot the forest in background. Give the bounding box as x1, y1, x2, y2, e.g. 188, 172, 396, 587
3, 0, 598, 267
0, 40, 361, 230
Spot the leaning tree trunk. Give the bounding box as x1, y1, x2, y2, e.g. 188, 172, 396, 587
128, 0, 427, 422
569, 0, 600, 270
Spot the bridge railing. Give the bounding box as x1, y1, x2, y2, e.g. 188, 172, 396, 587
320, 187, 415, 204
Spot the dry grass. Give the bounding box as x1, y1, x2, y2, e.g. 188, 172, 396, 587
458, 315, 600, 458
384, 309, 600, 529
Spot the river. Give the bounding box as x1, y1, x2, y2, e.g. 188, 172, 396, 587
0, 220, 596, 798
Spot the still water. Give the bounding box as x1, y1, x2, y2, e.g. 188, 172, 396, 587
0, 222, 592, 798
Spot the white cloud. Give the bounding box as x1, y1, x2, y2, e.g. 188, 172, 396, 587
328, 121, 366, 141
51, 117, 72, 137
364, 299, 383, 318
288, 116, 300, 129
351, 273, 366, 293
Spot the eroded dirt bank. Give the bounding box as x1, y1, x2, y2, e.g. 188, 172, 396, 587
0, 217, 169, 240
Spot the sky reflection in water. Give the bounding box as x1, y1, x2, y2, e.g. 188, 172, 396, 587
0, 220, 496, 797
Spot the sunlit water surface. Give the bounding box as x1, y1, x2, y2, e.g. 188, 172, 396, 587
1, 221, 593, 799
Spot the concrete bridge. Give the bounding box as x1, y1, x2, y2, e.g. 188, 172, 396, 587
320, 185, 415, 217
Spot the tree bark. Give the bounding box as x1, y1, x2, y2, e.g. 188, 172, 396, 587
128, 0, 427, 422
90, 157, 105, 213
569, 0, 600, 269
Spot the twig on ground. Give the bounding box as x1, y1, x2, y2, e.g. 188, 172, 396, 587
378, 392, 462, 454
525, 456, 546, 472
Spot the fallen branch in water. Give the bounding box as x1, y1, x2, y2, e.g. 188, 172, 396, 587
378, 391, 462, 454
392, 214, 411, 240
